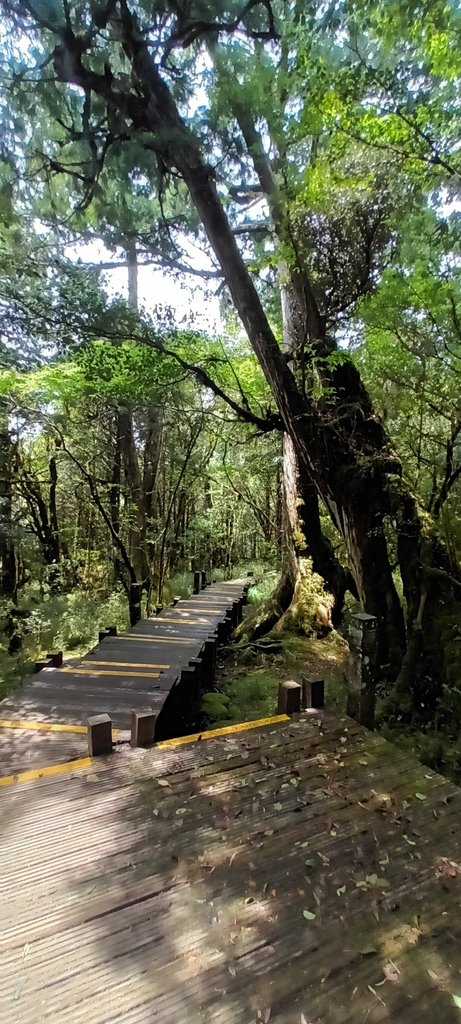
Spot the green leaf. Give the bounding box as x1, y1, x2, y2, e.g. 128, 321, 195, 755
303, 909, 316, 920
415, 792, 426, 801
366, 874, 390, 888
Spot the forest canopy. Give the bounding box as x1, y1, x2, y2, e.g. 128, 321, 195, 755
0, 1, 460, 731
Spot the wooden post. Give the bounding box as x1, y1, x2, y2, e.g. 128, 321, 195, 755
172, 596, 181, 606
35, 658, 52, 673
98, 626, 117, 642
203, 636, 217, 681
131, 710, 156, 747
156, 605, 163, 615
278, 680, 301, 715
46, 650, 63, 667
193, 570, 201, 595
35, 649, 63, 671
347, 613, 378, 729
201, 569, 207, 589
87, 713, 113, 756
189, 656, 203, 686
302, 678, 325, 709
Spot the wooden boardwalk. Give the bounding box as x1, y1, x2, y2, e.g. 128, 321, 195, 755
1, 712, 461, 1023
0, 579, 248, 779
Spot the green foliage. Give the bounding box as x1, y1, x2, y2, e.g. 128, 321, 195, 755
0, 588, 128, 699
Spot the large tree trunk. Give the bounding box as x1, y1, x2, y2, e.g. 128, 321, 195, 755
55, 9, 460, 709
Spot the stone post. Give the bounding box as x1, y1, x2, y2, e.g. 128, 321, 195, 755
347, 612, 378, 729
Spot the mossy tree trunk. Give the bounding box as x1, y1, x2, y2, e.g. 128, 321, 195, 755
43, 8, 461, 714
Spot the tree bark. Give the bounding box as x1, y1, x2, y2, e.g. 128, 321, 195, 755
44, 6, 459, 705
0, 405, 16, 599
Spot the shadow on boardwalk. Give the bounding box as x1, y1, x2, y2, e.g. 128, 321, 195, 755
2, 714, 461, 1023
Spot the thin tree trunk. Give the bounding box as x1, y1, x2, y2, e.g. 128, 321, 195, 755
0, 405, 16, 599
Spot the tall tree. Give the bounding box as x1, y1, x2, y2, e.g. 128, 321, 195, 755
2, 0, 460, 716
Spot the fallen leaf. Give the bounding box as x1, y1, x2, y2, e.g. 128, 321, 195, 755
360, 946, 378, 956
415, 792, 426, 801
437, 857, 461, 877
228, 963, 236, 977
358, 758, 368, 766
336, 885, 346, 896
452, 994, 461, 1009
365, 873, 390, 888
157, 779, 170, 787
22, 943, 30, 960
427, 969, 439, 980
273, 802, 283, 811
175, 807, 187, 815
383, 962, 400, 983
303, 909, 316, 920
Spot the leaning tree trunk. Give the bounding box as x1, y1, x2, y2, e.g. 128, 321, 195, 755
55, 9, 460, 711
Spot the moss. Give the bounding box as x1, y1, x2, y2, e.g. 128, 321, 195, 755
276, 558, 333, 636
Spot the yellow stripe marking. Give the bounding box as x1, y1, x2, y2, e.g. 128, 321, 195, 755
60, 667, 160, 679
83, 659, 170, 669
0, 757, 92, 788
157, 715, 289, 749
0, 719, 120, 736
109, 635, 194, 644
154, 616, 211, 625
159, 607, 225, 615
0, 719, 87, 734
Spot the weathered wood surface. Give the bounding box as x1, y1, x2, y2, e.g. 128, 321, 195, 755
0, 581, 246, 774
1, 713, 460, 1023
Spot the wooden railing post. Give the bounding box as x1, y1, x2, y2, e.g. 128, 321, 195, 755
347, 613, 378, 729
278, 681, 301, 714
87, 713, 113, 756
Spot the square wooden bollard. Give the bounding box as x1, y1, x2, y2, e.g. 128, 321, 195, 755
46, 650, 63, 667
302, 678, 325, 709
131, 710, 156, 748
87, 714, 113, 756
203, 637, 217, 680
278, 680, 301, 715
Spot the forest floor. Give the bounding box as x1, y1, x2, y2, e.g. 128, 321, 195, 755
204, 575, 461, 787
204, 626, 350, 727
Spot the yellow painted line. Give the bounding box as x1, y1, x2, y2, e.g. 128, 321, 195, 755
61, 667, 160, 679
0, 756, 93, 788
162, 607, 225, 615
83, 659, 170, 669
154, 616, 211, 625
0, 718, 87, 735
157, 715, 290, 749
111, 635, 193, 644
